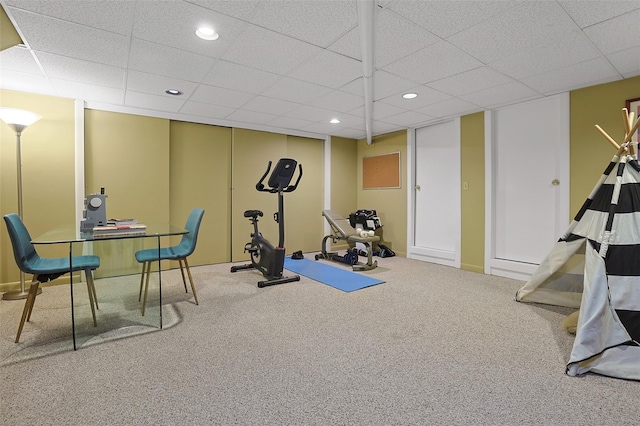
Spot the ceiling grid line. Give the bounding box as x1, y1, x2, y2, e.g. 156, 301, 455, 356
0, 0, 638, 139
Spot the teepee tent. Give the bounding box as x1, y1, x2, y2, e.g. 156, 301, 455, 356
516, 109, 640, 380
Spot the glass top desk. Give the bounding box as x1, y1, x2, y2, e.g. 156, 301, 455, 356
32, 224, 187, 350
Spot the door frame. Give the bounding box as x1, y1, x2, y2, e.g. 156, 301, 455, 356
484, 93, 570, 280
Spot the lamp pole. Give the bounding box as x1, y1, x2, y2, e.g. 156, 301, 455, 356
0, 108, 42, 300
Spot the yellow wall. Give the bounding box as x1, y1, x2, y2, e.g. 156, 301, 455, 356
330, 136, 358, 217
1, 91, 75, 288
460, 112, 485, 273
285, 135, 324, 253
357, 130, 407, 256
570, 75, 640, 217
169, 121, 232, 265
231, 128, 288, 261
230, 128, 324, 262
3, 75, 640, 287
1, 5, 22, 51
85, 109, 170, 277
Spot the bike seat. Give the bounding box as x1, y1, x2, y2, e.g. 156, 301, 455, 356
244, 210, 264, 218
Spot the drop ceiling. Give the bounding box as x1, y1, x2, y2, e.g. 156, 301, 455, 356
1, 0, 639, 140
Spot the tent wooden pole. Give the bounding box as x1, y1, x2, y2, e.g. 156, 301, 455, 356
623, 108, 631, 133
595, 124, 621, 150
623, 116, 640, 144
623, 108, 636, 156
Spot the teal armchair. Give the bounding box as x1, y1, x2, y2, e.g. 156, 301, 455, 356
3, 213, 100, 343
135, 208, 205, 315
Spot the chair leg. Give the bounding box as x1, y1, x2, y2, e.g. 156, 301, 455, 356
88, 269, 99, 310
138, 261, 148, 302
183, 258, 199, 305
141, 262, 152, 316
85, 269, 98, 327
178, 260, 188, 293
15, 277, 40, 343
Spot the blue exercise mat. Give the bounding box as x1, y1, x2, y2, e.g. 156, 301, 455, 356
284, 257, 384, 292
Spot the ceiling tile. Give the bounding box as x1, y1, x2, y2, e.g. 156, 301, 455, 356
415, 98, 481, 119
3, 0, 638, 139
387, 0, 517, 38
285, 104, 340, 122
225, 109, 278, 125
447, 1, 579, 63
490, 30, 601, 79
331, 127, 365, 139
127, 71, 198, 97
520, 57, 622, 95
373, 70, 422, 100
37, 52, 125, 88
5, 0, 136, 35
372, 120, 402, 135
607, 46, 640, 76
583, 8, 640, 54
558, 0, 640, 28
261, 77, 332, 104
287, 50, 362, 89
132, 1, 247, 58
128, 39, 216, 82
51, 79, 124, 104
7, 8, 129, 67
189, 84, 255, 108
351, 101, 407, 120
0, 69, 55, 95
371, 101, 407, 120
427, 66, 514, 97
266, 115, 314, 130
327, 27, 360, 60
202, 60, 281, 94
179, 100, 235, 119
0, 45, 42, 74
339, 77, 364, 96
247, 0, 357, 48
458, 81, 541, 109
125, 91, 186, 112
377, 85, 452, 109
375, 9, 441, 67
221, 25, 322, 75
302, 121, 347, 135
383, 41, 482, 84
241, 96, 300, 115
187, 0, 260, 20
380, 110, 434, 127
313, 90, 364, 113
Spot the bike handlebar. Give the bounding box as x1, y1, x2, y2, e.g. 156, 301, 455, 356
255, 160, 303, 193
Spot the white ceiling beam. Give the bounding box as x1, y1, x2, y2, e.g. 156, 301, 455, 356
357, 0, 376, 145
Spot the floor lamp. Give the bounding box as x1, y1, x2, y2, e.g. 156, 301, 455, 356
0, 107, 42, 300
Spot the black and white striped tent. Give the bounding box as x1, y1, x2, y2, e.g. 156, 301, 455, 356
516, 152, 640, 380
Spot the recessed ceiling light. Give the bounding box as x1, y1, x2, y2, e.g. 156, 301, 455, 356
403, 93, 418, 99
330, 118, 341, 124
165, 89, 183, 96
196, 26, 219, 41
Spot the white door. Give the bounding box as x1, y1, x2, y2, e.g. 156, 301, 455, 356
409, 119, 460, 267
486, 93, 570, 280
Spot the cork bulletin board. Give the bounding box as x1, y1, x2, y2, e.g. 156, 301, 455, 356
363, 151, 401, 189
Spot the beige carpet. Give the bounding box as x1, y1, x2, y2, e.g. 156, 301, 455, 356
1, 256, 639, 425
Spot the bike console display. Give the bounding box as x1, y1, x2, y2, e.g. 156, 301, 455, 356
257, 158, 302, 193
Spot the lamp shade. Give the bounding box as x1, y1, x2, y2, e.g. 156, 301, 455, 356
0, 107, 41, 133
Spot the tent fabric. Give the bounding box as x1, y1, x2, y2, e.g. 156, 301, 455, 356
516, 154, 640, 380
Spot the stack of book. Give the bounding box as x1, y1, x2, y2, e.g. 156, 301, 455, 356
93, 219, 147, 238
106, 218, 139, 226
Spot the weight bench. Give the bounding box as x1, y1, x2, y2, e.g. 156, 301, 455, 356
315, 210, 379, 271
